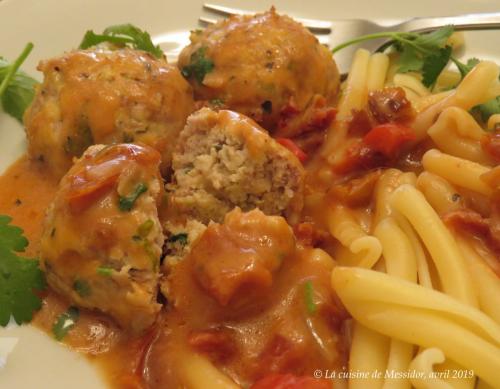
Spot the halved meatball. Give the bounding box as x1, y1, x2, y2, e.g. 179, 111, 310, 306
40, 143, 165, 333
178, 8, 340, 132
166, 108, 305, 224
25, 48, 194, 178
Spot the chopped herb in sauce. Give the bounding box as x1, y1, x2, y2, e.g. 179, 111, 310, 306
73, 279, 91, 297
181, 47, 214, 83
168, 232, 188, 246
137, 219, 154, 238
209, 98, 224, 108
304, 280, 317, 315
96, 267, 113, 276
52, 306, 79, 341
118, 183, 148, 211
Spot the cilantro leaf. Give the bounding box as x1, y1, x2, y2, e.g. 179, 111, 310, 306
118, 183, 148, 211
0, 43, 38, 123
397, 46, 423, 73
411, 26, 454, 51
0, 215, 45, 326
422, 46, 452, 88
473, 96, 500, 122
453, 57, 480, 79
79, 23, 163, 59
52, 306, 79, 341
181, 47, 214, 84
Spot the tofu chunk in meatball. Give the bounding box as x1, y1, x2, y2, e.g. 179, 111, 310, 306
40, 143, 165, 333
178, 8, 339, 133
25, 48, 194, 178
167, 108, 305, 224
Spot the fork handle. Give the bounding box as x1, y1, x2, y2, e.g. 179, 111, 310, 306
398, 12, 500, 33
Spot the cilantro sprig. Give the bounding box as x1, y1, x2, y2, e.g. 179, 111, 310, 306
79, 23, 163, 58
0, 215, 45, 326
332, 26, 479, 89
0, 43, 38, 122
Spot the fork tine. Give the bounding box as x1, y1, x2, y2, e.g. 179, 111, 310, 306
203, 3, 332, 33
199, 16, 218, 25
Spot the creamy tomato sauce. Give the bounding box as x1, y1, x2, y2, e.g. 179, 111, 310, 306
0, 156, 348, 389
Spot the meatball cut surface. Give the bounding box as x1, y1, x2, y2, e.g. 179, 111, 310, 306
167, 108, 305, 224
178, 8, 340, 131
40, 143, 165, 333
25, 48, 194, 178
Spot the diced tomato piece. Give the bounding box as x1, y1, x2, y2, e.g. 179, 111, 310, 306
250, 374, 331, 389
363, 123, 416, 158
276, 138, 308, 163
481, 130, 500, 162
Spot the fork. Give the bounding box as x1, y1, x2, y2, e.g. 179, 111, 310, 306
201, 3, 500, 74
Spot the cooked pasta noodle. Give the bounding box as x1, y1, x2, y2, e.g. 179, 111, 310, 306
367, 53, 390, 92
408, 348, 455, 389
422, 149, 492, 196
416, 172, 463, 214
327, 204, 382, 268
427, 107, 492, 164
331, 267, 500, 387
487, 114, 500, 130
390, 184, 477, 306
412, 61, 499, 141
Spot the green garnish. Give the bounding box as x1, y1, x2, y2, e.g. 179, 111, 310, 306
168, 232, 188, 246
304, 280, 317, 315
209, 98, 224, 108
332, 26, 482, 89
73, 279, 91, 297
0, 43, 38, 122
118, 183, 148, 212
52, 306, 79, 341
181, 47, 214, 83
0, 215, 45, 326
96, 267, 113, 276
79, 23, 163, 58
473, 96, 500, 123
137, 219, 154, 238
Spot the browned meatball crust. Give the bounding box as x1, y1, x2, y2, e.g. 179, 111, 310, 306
25, 48, 194, 178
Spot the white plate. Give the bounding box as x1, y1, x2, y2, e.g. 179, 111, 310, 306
0, 1, 499, 388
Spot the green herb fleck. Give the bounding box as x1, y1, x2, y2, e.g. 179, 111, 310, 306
304, 280, 317, 315
137, 219, 154, 238
168, 232, 188, 246
96, 267, 113, 276
181, 47, 214, 83
0, 43, 38, 122
0, 215, 46, 326
209, 98, 224, 108
118, 183, 148, 212
52, 306, 79, 341
79, 24, 163, 58
73, 279, 91, 297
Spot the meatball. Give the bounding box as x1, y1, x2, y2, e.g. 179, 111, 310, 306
40, 143, 165, 333
166, 108, 305, 224
25, 48, 194, 178
178, 8, 340, 132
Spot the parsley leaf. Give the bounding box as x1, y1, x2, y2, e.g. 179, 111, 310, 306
303, 280, 317, 315
79, 23, 163, 59
181, 47, 214, 83
118, 183, 148, 212
0, 43, 38, 122
52, 306, 79, 341
0, 215, 45, 326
